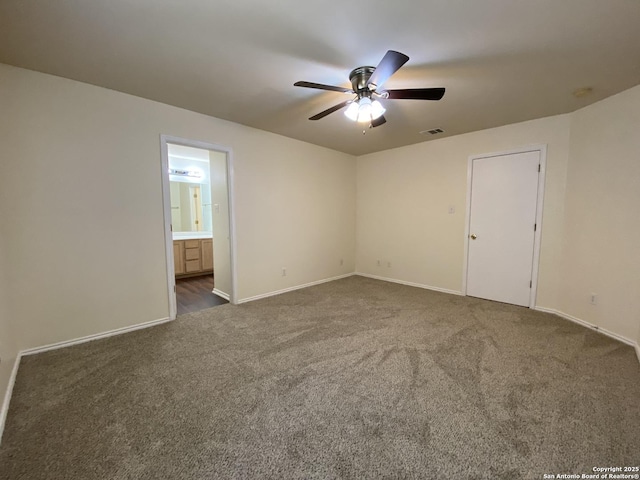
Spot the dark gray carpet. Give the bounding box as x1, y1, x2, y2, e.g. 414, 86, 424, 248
1, 276, 639, 479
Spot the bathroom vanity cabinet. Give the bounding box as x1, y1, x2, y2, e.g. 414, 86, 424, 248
173, 238, 213, 277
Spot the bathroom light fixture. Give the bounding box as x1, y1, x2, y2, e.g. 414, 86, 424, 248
344, 97, 386, 123
168, 168, 202, 178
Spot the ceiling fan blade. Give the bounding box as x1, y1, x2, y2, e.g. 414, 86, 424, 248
371, 115, 387, 128
294, 81, 354, 94
385, 88, 446, 100
367, 50, 410, 90
309, 100, 352, 120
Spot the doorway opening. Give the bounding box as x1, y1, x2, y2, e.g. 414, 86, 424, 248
160, 135, 237, 318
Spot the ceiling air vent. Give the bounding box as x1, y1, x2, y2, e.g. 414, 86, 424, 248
420, 128, 444, 135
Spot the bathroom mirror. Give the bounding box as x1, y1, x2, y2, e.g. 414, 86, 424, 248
169, 181, 212, 233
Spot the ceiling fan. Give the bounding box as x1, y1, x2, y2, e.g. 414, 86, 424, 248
294, 50, 445, 128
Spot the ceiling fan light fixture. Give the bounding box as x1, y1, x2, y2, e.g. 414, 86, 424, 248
344, 101, 359, 121
371, 100, 385, 120
344, 98, 386, 123
357, 98, 373, 122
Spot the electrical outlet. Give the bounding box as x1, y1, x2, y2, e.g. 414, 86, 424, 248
377, 259, 381, 266
340, 258, 344, 266
590, 293, 597, 305
387, 261, 391, 268
448, 205, 456, 214
282, 268, 287, 277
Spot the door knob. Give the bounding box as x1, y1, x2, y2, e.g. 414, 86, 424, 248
470, 234, 477, 240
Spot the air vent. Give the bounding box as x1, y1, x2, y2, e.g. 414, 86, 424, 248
420, 128, 444, 135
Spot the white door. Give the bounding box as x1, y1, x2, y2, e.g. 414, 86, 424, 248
466, 151, 541, 307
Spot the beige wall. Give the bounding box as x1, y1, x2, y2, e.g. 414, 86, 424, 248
0, 306, 15, 409
559, 85, 640, 341
357, 114, 571, 308
233, 131, 356, 298
0, 63, 356, 351
0, 231, 18, 436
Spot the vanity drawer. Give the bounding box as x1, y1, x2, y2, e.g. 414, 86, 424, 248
185, 259, 201, 272
184, 239, 200, 249
185, 248, 200, 261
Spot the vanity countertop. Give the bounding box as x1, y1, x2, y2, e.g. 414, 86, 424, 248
173, 233, 213, 240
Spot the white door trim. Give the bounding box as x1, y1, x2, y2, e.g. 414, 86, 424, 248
462, 144, 547, 308
160, 134, 238, 319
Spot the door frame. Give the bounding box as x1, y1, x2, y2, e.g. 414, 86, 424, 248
461, 145, 547, 308
160, 134, 238, 319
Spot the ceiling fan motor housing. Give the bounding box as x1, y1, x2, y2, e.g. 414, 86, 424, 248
349, 66, 376, 98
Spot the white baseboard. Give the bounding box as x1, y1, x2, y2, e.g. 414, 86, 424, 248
237, 273, 356, 304
0, 353, 22, 446
534, 306, 636, 348
212, 288, 230, 301
355, 272, 463, 297
21, 316, 173, 357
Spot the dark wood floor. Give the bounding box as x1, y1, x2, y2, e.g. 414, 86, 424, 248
176, 275, 228, 315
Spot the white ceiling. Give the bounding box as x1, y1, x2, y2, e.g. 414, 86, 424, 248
1, 0, 639, 156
